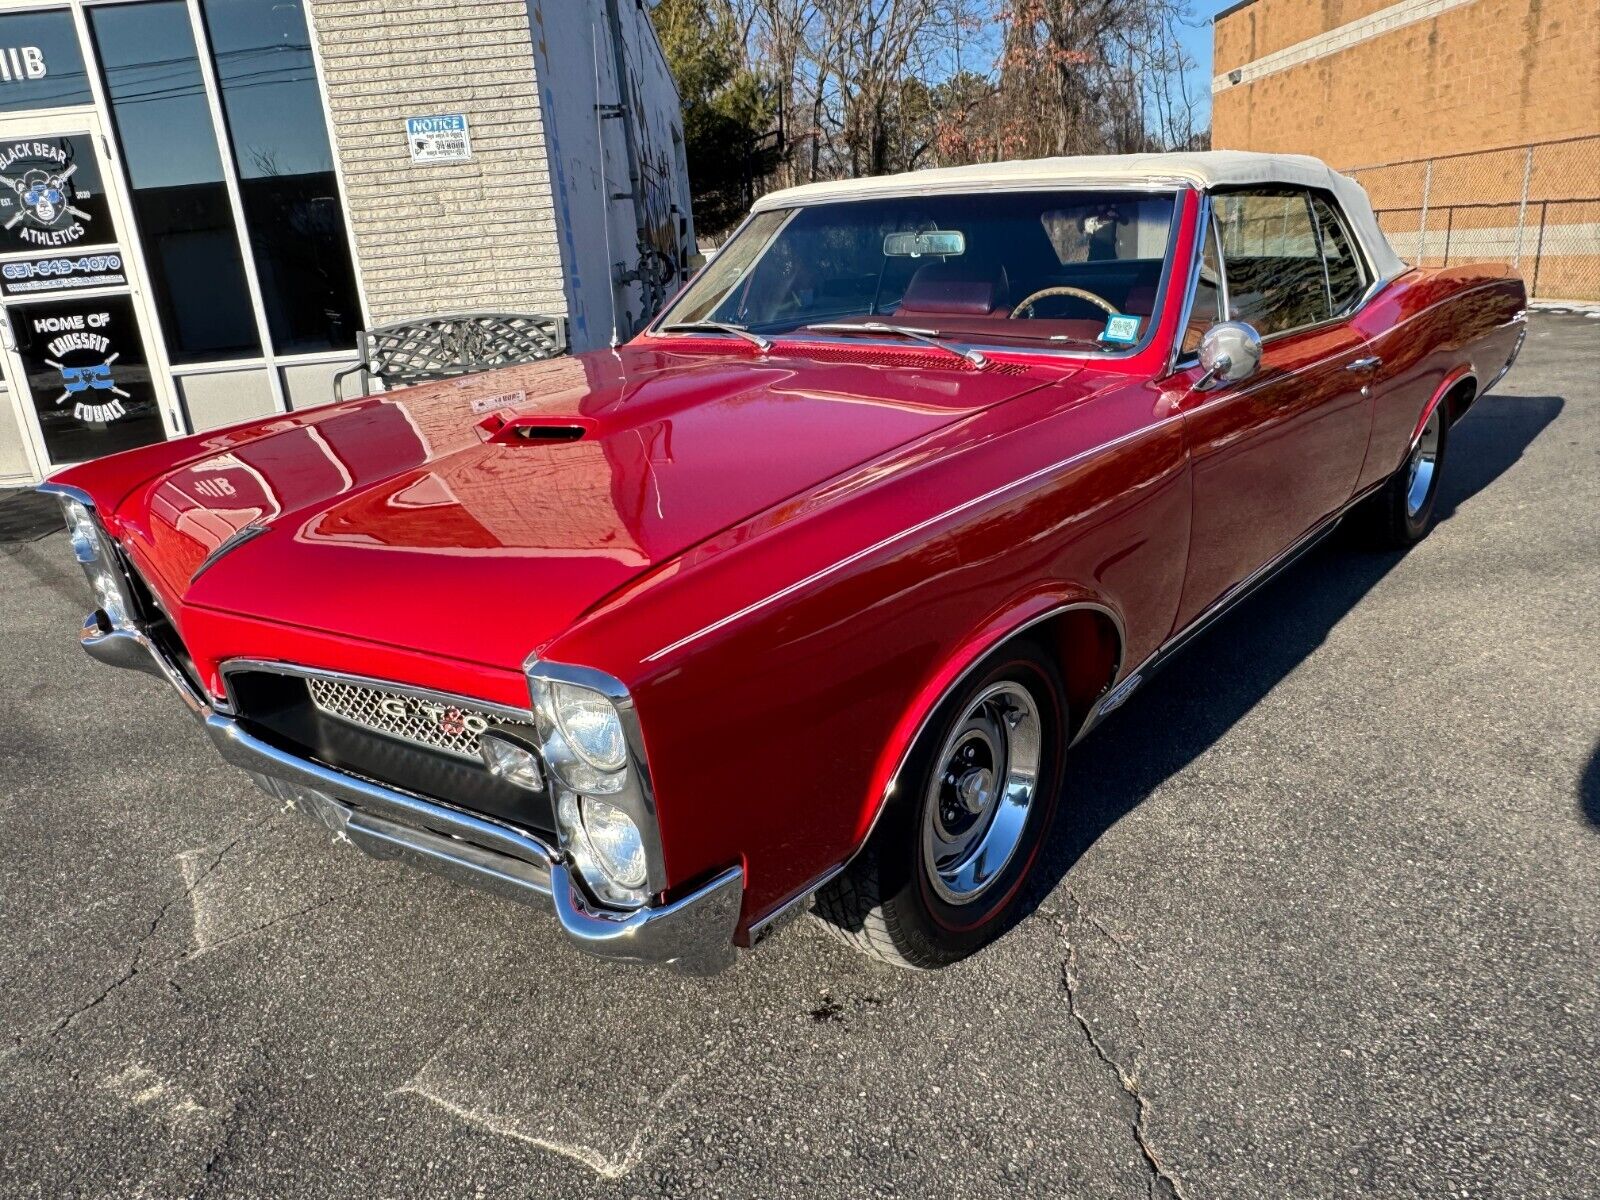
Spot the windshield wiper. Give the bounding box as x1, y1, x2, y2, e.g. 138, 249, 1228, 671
659, 320, 772, 351
799, 322, 987, 367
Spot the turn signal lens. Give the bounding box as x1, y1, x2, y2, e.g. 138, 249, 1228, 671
478, 731, 544, 792
550, 681, 628, 772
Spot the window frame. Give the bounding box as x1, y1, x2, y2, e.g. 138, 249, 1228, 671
651, 186, 1188, 363
76, 0, 366, 415
1202, 184, 1379, 347
1305, 190, 1371, 319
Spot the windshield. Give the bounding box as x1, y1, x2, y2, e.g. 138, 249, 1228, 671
659, 190, 1180, 353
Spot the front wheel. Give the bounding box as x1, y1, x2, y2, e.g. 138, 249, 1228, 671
812, 640, 1067, 968
1357, 402, 1450, 548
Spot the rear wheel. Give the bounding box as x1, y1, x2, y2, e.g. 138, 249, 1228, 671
812, 641, 1066, 968
1358, 402, 1450, 548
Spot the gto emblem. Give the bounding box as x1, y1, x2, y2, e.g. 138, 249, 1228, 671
378, 694, 490, 738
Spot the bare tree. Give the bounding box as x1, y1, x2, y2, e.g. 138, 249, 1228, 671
717, 0, 1206, 191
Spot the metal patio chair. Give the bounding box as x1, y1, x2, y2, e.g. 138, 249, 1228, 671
332, 312, 568, 401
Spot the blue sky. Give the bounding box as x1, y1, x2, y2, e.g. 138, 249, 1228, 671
1180, 1, 1230, 131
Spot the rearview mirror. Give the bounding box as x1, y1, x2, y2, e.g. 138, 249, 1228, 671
883, 230, 965, 257
1195, 321, 1262, 390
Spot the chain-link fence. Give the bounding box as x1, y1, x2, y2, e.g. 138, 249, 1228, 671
1345, 134, 1600, 303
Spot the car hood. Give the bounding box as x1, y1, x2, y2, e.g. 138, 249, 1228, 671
115, 343, 1060, 668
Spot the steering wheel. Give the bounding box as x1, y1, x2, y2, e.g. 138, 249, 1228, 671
1009, 286, 1120, 319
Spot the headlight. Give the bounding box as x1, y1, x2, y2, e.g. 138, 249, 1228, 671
88, 559, 133, 628
62, 498, 100, 563
528, 660, 664, 909
54, 493, 137, 631
558, 790, 648, 899
550, 681, 627, 772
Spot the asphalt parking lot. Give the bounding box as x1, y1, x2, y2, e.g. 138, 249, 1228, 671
2, 313, 1597, 1199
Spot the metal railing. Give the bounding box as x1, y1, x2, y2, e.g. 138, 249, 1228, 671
1344, 134, 1600, 303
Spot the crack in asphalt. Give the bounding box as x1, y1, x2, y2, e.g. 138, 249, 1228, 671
1059, 897, 1192, 1200
39, 820, 270, 1043
193, 1044, 267, 1199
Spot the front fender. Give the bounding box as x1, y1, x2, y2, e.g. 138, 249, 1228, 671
855, 590, 1125, 856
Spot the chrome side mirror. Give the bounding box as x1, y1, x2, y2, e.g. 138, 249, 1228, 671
1195, 321, 1262, 390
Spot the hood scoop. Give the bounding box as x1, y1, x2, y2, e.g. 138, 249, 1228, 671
477, 411, 592, 445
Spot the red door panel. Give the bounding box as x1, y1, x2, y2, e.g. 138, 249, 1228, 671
1173, 322, 1372, 628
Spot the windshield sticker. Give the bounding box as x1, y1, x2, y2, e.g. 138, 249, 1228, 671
1100, 313, 1141, 346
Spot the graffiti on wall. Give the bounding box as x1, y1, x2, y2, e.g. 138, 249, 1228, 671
620, 44, 690, 323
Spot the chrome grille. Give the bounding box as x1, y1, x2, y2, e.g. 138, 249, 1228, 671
306, 676, 534, 760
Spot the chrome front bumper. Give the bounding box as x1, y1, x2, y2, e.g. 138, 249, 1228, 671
79, 615, 743, 974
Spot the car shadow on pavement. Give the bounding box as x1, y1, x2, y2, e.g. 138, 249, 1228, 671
1580, 741, 1600, 830
1018, 390, 1567, 920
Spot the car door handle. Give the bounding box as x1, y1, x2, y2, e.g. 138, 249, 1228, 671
1346, 356, 1382, 372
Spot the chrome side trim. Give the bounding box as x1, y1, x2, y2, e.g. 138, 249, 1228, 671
1165, 192, 1214, 376
746, 860, 849, 942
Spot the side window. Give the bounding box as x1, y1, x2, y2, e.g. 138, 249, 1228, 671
1308, 194, 1369, 315
1182, 212, 1226, 357
1213, 190, 1330, 336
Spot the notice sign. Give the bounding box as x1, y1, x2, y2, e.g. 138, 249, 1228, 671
406, 114, 470, 164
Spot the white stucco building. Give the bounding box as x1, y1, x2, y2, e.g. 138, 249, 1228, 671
0, 0, 693, 486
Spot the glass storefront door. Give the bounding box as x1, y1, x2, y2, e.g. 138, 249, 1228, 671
0, 108, 178, 471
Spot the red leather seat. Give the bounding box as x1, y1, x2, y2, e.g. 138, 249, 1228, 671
898, 262, 1011, 317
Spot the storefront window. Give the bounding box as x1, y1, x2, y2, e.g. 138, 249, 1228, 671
90, 1, 261, 364
0, 11, 92, 112
202, 0, 360, 354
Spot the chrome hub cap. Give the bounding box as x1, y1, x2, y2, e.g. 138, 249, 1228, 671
1406, 408, 1442, 519
922, 682, 1042, 905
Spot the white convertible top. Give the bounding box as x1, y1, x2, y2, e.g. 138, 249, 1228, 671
751, 150, 1406, 282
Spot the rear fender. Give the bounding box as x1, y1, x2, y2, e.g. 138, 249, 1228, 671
1410, 365, 1476, 452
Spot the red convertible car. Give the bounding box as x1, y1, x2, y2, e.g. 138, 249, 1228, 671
43, 153, 1525, 973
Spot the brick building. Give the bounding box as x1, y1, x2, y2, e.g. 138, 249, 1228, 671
1212, 0, 1600, 302
0, 0, 693, 488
